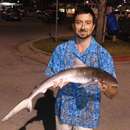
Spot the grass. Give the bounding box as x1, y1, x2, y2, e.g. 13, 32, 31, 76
33, 36, 71, 54
33, 36, 130, 56
102, 39, 130, 56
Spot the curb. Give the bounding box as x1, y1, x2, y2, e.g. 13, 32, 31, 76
113, 56, 130, 62
17, 39, 130, 65
17, 39, 50, 65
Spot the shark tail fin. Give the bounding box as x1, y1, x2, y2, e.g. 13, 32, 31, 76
1, 98, 32, 122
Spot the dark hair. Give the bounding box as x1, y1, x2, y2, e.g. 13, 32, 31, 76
73, 5, 96, 24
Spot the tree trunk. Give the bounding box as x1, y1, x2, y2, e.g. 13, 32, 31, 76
95, 0, 106, 43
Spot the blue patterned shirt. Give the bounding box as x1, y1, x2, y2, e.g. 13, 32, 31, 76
44, 36, 116, 128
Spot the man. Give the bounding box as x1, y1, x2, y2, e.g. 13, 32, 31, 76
45, 6, 116, 130
106, 6, 119, 42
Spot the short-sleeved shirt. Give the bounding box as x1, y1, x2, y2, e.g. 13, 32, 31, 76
45, 36, 116, 128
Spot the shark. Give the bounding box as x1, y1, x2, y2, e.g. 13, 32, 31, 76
1, 67, 118, 122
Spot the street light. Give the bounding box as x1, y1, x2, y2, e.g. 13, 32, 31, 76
55, 0, 58, 42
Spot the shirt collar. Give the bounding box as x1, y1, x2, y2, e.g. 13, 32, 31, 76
69, 36, 98, 56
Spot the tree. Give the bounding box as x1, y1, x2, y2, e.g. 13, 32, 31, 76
94, 0, 125, 42
95, 0, 107, 43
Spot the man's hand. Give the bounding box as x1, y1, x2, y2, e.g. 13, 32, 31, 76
98, 81, 118, 99
53, 79, 69, 88
49, 79, 69, 97
98, 81, 108, 92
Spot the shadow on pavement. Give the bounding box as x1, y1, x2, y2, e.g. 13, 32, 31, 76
18, 90, 56, 130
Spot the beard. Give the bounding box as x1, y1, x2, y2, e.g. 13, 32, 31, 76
76, 29, 92, 40
77, 33, 91, 40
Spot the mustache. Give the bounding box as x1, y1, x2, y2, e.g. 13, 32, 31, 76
79, 29, 87, 32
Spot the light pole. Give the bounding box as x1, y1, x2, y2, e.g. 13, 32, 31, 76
55, 0, 58, 42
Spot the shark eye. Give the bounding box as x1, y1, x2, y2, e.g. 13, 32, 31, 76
91, 77, 96, 82
99, 80, 106, 85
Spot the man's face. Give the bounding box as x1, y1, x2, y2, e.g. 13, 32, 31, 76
73, 13, 95, 40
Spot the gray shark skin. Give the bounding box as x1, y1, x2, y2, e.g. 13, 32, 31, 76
1, 67, 118, 122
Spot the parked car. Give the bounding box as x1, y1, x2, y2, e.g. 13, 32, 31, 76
36, 9, 65, 24
1, 8, 22, 21
118, 15, 130, 40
